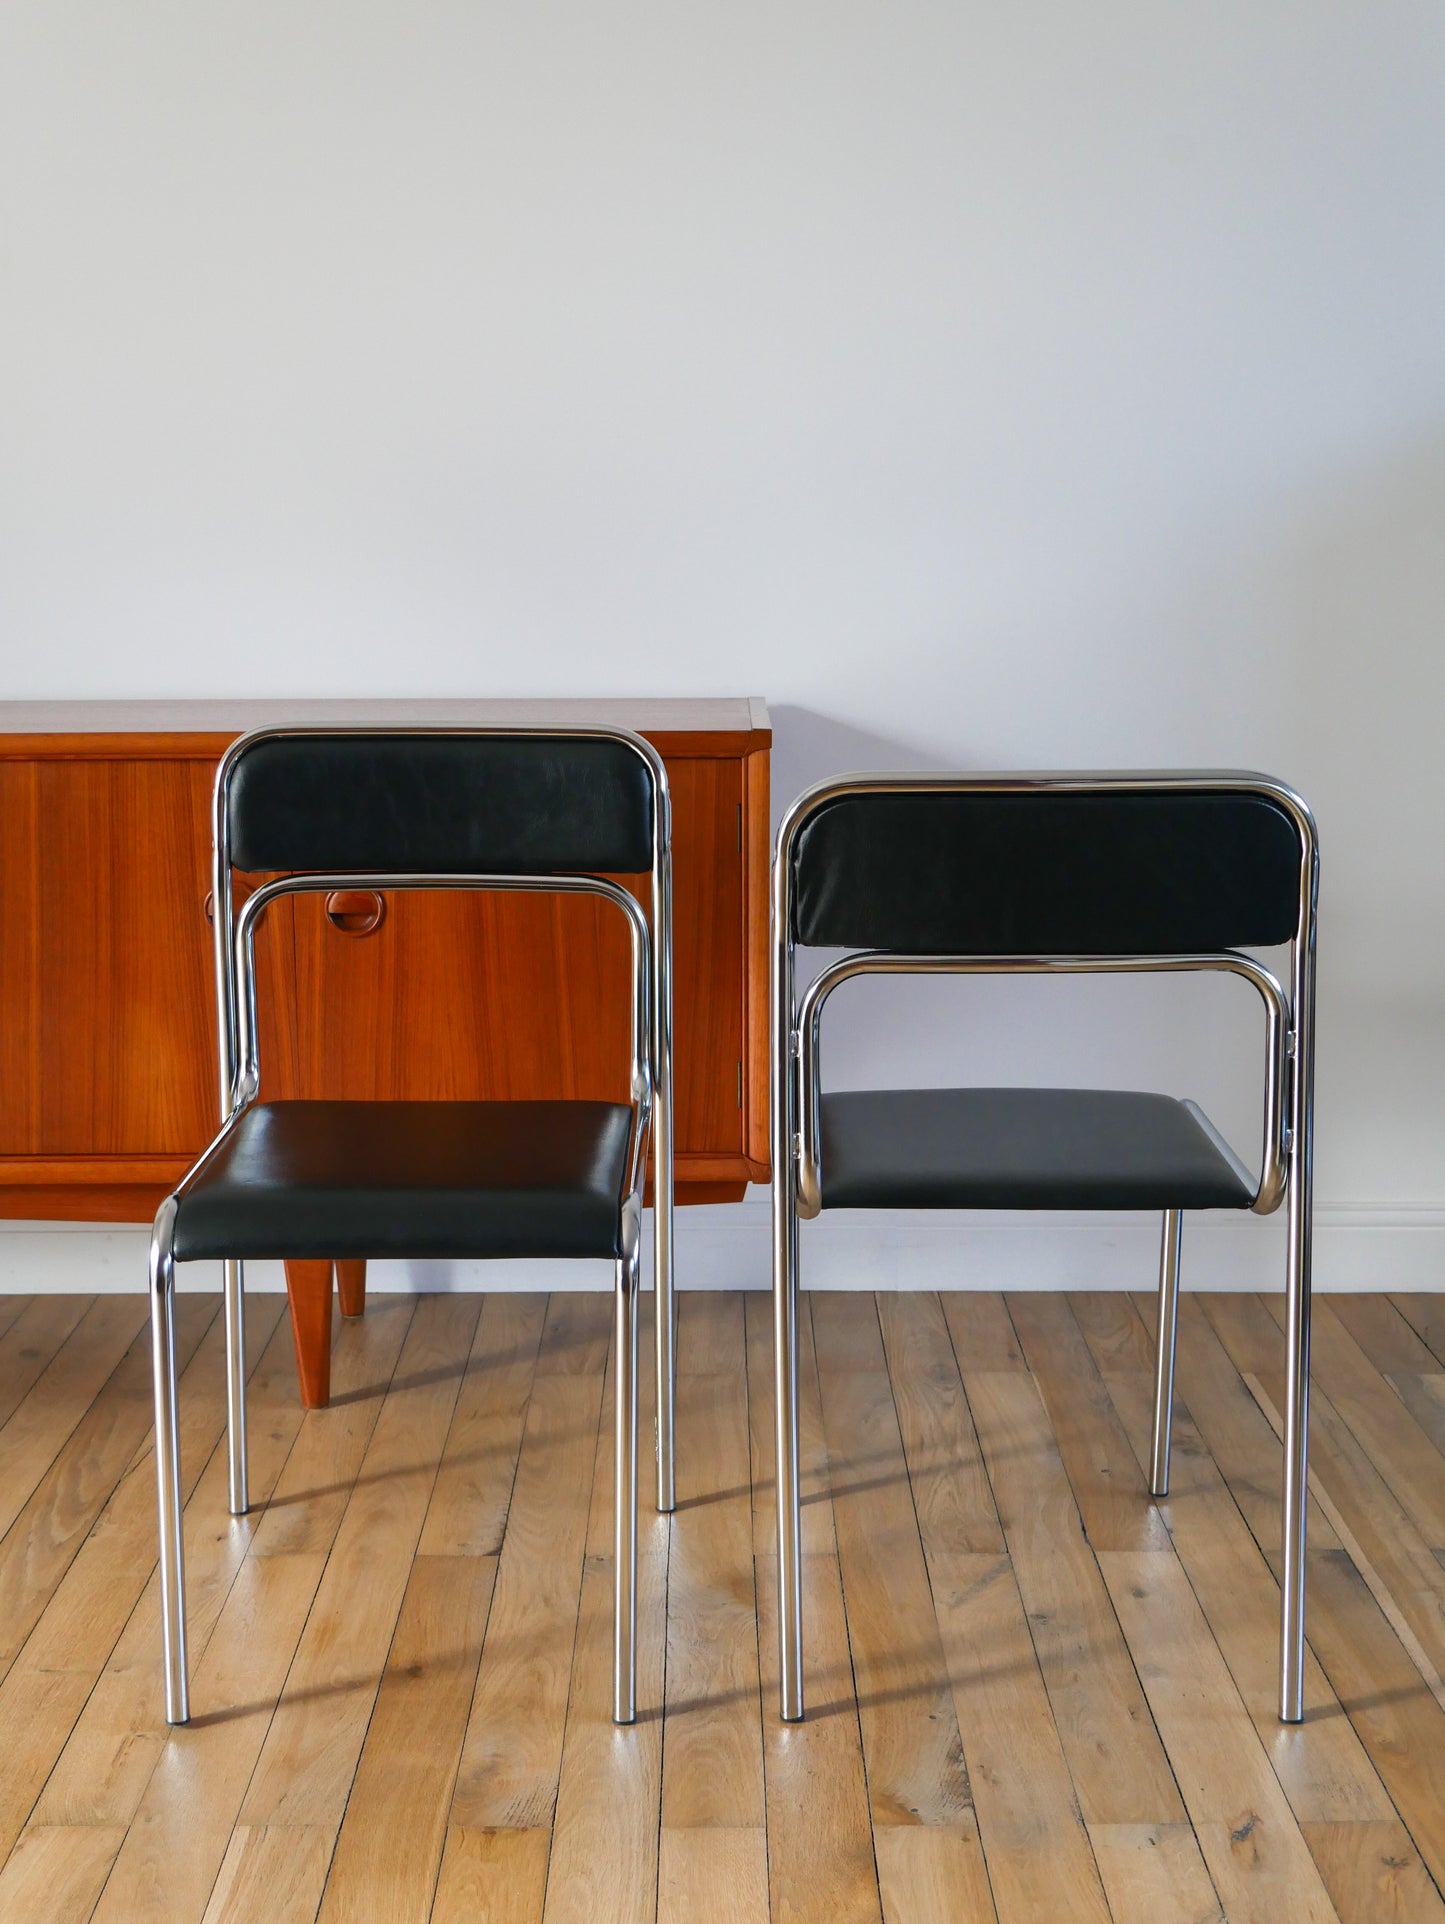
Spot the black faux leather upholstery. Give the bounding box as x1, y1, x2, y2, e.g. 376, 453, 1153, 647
172, 1100, 635, 1261
228, 734, 656, 876
818, 1087, 1255, 1211
791, 789, 1302, 954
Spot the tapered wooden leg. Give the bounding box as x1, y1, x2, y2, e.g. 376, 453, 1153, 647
335, 1259, 367, 1319
284, 1259, 334, 1408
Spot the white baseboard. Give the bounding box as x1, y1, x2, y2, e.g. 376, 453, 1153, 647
0, 1198, 1441, 1295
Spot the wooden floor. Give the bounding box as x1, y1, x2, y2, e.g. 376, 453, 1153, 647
1, 1289, 1445, 1922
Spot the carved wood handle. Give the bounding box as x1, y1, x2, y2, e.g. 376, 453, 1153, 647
324, 889, 386, 936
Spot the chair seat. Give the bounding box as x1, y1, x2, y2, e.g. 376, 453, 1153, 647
818, 1087, 1255, 1211
172, 1099, 635, 1262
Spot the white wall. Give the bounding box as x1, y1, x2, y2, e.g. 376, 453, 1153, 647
2, 3, 1443, 1282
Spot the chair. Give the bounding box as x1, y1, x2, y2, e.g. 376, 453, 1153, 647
149, 725, 674, 1727
770, 771, 1318, 1724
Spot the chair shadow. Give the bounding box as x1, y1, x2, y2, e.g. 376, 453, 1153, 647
257, 1430, 597, 1511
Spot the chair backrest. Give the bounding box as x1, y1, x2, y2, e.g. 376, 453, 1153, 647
788, 780, 1306, 955
224, 730, 658, 877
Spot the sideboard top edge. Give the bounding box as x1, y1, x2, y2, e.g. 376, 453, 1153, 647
0, 696, 770, 758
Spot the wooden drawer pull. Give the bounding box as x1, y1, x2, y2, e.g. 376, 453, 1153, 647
324, 889, 386, 936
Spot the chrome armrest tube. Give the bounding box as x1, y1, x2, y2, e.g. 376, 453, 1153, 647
792, 949, 1290, 1220
228, 869, 653, 1155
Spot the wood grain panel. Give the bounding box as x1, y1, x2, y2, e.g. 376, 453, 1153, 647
35, 759, 215, 1154
0, 708, 770, 1215
0, 765, 40, 1155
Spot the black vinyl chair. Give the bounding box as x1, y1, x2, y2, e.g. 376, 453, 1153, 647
148, 725, 672, 1727
770, 771, 1318, 1724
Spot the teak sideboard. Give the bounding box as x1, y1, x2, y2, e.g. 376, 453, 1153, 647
0, 699, 771, 1395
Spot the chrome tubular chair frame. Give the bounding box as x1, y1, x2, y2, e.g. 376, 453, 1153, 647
208, 724, 677, 1519
153, 724, 673, 1729
770, 770, 1319, 1726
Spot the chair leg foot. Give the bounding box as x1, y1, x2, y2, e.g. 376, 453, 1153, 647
1150, 1209, 1183, 1498
614, 1247, 640, 1725
284, 1260, 335, 1408
335, 1259, 367, 1319
150, 1199, 189, 1725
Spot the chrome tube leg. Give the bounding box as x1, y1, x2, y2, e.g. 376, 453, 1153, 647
613, 1244, 640, 1725
653, 1111, 675, 1516
1149, 1210, 1183, 1497
223, 1258, 249, 1516
1280, 1180, 1312, 1720
775, 1173, 803, 1722
1280, 886, 1318, 1725
652, 844, 676, 1516
149, 1199, 189, 1725
1280, 1114, 1314, 1722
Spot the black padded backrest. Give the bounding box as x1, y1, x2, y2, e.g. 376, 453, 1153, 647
227, 733, 656, 876
790, 787, 1303, 953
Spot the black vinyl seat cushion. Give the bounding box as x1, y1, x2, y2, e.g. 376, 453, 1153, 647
818, 1088, 1255, 1212
171, 1100, 635, 1262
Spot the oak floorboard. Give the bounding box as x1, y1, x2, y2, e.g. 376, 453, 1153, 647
248, 1295, 417, 1559
2, 1288, 1445, 1923
1153, 1301, 1445, 1896
1248, 1372, 1445, 1704
1086, 1822, 1224, 1924
1292, 1546, 1445, 1898
811, 1298, 972, 1829
318, 1555, 496, 1923
1328, 1295, 1441, 1378
1007, 1291, 1171, 1553
90, 1551, 329, 1924
1152, 1296, 1342, 1552
1392, 1295, 1445, 1371
964, 1369, 1183, 1826
940, 1291, 1026, 1372
0, 1293, 221, 1677
675, 1289, 746, 1378
873, 1825, 997, 1924
1100, 1360, 1396, 1823
417, 1292, 547, 1558
662, 1319, 764, 1833
757, 1552, 881, 1924
1070, 1290, 1160, 1375
584, 1289, 660, 1565
2, 1298, 293, 1854
1099, 1550, 1342, 1924
930, 1552, 1109, 1924
240, 1293, 481, 1830
0, 1822, 125, 1924
0, 1296, 32, 1343
199, 1825, 333, 1924
1264, 1295, 1445, 1547
746, 1287, 836, 1561
875, 1290, 1003, 1556
540, 1549, 668, 1924
658, 1827, 769, 1924
1384, 1371, 1445, 1467
0, 1295, 153, 1545
1299, 1819, 1445, 1924
449, 1370, 607, 1830
430, 1827, 550, 1924
0, 1295, 90, 1431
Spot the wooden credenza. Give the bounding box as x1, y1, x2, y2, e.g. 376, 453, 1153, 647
0, 699, 771, 1224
